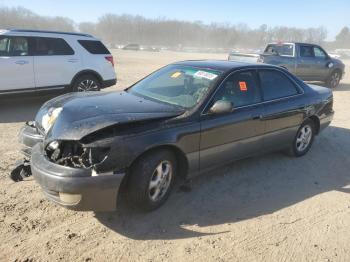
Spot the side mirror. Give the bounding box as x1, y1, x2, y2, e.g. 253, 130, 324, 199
209, 100, 233, 115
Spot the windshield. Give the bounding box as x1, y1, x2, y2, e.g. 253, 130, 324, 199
264, 44, 294, 56
128, 65, 222, 108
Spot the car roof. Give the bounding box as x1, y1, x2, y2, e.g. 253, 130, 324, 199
173, 60, 278, 73
0, 29, 94, 39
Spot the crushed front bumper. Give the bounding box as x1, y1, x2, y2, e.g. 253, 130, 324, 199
31, 143, 125, 211
18, 122, 44, 157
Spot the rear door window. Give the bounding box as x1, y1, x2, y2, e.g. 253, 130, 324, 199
212, 70, 262, 108
32, 37, 74, 56
78, 40, 110, 54
0, 36, 29, 56
259, 70, 299, 101
300, 45, 314, 58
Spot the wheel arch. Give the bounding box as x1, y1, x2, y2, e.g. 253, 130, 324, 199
307, 115, 320, 135
70, 70, 103, 88
128, 144, 189, 181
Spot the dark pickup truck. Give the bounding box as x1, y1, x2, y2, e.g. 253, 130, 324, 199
228, 42, 345, 88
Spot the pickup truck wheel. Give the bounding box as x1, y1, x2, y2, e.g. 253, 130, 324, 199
326, 71, 341, 89
72, 75, 101, 92
127, 150, 176, 211
287, 120, 315, 157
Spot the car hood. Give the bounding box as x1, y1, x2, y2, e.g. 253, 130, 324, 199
36, 91, 185, 141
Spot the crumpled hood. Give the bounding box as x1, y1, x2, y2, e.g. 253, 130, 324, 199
35, 91, 184, 141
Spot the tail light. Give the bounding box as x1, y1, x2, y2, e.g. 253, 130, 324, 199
105, 56, 115, 67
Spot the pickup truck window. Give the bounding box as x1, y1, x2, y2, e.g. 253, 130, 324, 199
213, 70, 262, 108
313, 47, 327, 58
259, 70, 299, 101
264, 44, 294, 56
300, 45, 314, 58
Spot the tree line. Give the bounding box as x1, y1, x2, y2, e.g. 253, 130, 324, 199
0, 6, 349, 50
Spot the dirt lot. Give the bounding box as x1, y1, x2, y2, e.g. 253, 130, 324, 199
1, 50, 350, 262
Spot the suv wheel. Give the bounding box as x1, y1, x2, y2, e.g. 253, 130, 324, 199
73, 75, 101, 92
127, 150, 176, 211
326, 70, 341, 89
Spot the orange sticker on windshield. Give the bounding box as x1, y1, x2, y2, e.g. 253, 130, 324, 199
171, 72, 182, 78
239, 81, 247, 91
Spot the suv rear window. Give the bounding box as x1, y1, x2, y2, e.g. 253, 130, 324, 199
78, 40, 110, 54
33, 37, 74, 56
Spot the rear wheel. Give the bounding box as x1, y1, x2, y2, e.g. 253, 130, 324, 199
326, 70, 341, 89
127, 150, 176, 211
288, 120, 315, 157
72, 75, 101, 92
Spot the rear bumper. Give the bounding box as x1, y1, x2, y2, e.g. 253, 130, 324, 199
319, 110, 334, 132
101, 78, 117, 89
31, 143, 125, 211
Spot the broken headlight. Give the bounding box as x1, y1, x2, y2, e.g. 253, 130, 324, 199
41, 107, 62, 132
46, 140, 110, 169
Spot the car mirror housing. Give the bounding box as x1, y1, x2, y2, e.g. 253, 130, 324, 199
209, 100, 233, 114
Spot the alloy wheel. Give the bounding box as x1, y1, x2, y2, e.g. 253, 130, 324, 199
148, 160, 173, 202
77, 79, 99, 91
296, 125, 313, 152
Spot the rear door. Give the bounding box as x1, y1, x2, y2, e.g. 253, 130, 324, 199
200, 69, 265, 170
258, 69, 305, 152
296, 45, 315, 80
32, 37, 80, 89
0, 35, 35, 92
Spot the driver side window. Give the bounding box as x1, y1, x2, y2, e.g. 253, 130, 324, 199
212, 70, 262, 108
313, 47, 327, 58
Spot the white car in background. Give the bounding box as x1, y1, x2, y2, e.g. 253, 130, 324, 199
0, 29, 116, 96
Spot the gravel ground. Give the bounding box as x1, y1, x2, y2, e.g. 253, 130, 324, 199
0, 50, 350, 262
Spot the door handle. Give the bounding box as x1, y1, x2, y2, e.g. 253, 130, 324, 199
67, 58, 79, 63
252, 115, 262, 120
15, 60, 29, 65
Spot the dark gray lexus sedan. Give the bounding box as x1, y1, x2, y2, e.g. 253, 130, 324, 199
14, 60, 334, 211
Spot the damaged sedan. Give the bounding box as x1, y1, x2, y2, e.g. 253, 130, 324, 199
13, 60, 334, 211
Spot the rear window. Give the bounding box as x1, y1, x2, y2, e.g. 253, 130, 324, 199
33, 37, 74, 56
259, 70, 299, 100
264, 44, 294, 56
78, 40, 110, 54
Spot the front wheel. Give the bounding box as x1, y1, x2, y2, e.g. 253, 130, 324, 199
288, 120, 315, 157
127, 150, 176, 211
326, 71, 341, 89
72, 75, 101, 92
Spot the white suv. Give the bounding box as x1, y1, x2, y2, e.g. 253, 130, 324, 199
0, 29, 116, 95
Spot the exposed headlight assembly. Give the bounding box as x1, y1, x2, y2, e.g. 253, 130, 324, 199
41, 107, 62, 132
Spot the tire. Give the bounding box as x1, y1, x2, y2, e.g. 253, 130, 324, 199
72, 75, 101, 92
287, 119, 315, 157
127, 150, 177, 211
326, 70, 341, 89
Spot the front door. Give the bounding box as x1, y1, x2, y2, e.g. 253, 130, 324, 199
200, 70, 265, 170
0, 35, 35, 92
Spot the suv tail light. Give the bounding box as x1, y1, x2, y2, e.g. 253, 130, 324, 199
105, 56, 115, 67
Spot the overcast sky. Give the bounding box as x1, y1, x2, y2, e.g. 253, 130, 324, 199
0, 0, 349, 40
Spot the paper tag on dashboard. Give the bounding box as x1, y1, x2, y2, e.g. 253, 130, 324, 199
194, 70, 218, 80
